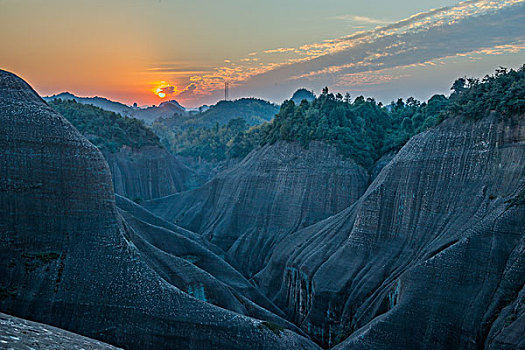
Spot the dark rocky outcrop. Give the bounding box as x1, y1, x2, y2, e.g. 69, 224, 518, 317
144, 141, 369, 277
0, 312, 121, 349
105, 146, 202, 201
255, 113, 525, 349
0, 70, 319, 350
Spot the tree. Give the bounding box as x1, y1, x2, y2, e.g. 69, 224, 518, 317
344, 92, 351, 104
451, 78, 466, 96
322, 86, 329, 95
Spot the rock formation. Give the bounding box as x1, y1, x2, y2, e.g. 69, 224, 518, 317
105, 145, 202, 201
0, 70, 319, 350
2, 67, 523, 350
255, 113, 525, 349
115, 194, 306, 335
0, 312, 121, 350
144, 141, 369, 277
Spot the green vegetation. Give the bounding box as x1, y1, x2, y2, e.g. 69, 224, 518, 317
447, 65, 525, 119
193, 98, 278, 127
155, 98, 278, 131
258, 90, 447, 168
154, 117, 262, 162
49, 99, 161, 152
291, 88, 315, 105
151, 98, 277, 162
52, 67, 523, 170
154, 92, 447, 167
258, 321, 285, 337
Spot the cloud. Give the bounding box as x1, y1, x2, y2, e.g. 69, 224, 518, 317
244, 1, 525, 84
161, 86, 175, 94
333, 14, 390, 25
174, 83, 198, 100
264, 47, 297, 54
146, 66, 213, 74
184, 0, 525, 100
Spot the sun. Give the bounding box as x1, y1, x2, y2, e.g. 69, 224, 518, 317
153, 82, 175, 99
155, 87, 167, 98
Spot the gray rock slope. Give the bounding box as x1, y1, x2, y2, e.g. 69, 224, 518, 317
0, 312, 120, 350
0, 70, 319, 350
255, 113, 525, 349
144, 141, 369, 277
115, 194, 308, 336
105, 145, 202, 201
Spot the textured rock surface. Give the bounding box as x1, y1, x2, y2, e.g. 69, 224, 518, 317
0, 70, 319, 350
256, 113, 525, 349
145, 141, 369, 277
0, 312, 120, 349
105, 145, 202, 201
116, 194, 307, 335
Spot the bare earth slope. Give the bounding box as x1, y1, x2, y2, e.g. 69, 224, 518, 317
255, 113, 525, 349
0, 70, 319, 350
144, 141, 369, 277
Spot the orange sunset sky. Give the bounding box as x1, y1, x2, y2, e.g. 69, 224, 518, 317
1, 0, 524, 108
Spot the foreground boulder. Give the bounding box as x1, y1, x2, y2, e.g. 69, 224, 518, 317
145, 141, 369, 277
256, 112, 525, 349
0, 312, 120, 350
0, 70, 319, 349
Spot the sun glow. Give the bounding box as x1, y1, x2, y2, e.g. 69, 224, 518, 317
153, 82, 176, 99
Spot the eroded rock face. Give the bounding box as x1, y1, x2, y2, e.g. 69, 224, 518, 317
144, 141, 369, 277
0, 312, 121, 350
105, 145, 202, 201
256, 113, 525, 349
0, 70, 319, 350
115, 194, 307, 336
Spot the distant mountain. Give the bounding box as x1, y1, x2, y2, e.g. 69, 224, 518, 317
155, 98, 278, 130
131, 100, 186, 124
44, 92, 132, 115
197, 98, 278, 127
44, 92, 187, 125
290, 88, 315, 104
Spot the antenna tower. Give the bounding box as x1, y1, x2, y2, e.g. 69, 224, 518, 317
224, 81, 229, 101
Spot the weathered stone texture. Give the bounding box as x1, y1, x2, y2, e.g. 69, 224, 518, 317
145, 141, 369, 277
256, 113, 525, 349
0, 312, 121, 350
0, 70, 319, 350
105, 145, 202, 201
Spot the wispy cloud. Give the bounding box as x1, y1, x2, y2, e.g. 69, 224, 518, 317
264, 47, 297, 54
333, 14, 391, 25
173, 0, 525, 103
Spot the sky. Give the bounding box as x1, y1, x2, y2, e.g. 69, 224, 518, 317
1, 0, 524, 108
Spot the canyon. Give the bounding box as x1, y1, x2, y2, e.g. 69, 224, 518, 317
1, 69, 524, 350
